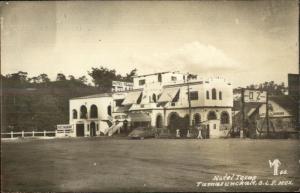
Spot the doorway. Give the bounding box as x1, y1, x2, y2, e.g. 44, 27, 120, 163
90, 122, 96, 137
76, 124, 85, 137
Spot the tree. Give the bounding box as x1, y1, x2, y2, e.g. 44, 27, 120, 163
88, 66, 120, 91
56, 73, 66, 81
4, 71, 30, 88
38, 73, 50, 83
28, 76, 39, 84
68, 75, 75, 81
245, 81, 287, 96
78, 76, 88, 84
123, 68, 137, 82
187, 73, 197, 80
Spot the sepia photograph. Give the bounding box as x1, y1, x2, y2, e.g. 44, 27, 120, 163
1, 0, 299, 192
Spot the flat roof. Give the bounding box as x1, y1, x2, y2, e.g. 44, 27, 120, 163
70, 88, 143, 100
71, 93, 112, 100
133, 71, 185, 78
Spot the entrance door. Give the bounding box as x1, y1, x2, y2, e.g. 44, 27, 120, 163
76, 124, 85, 137
206, 124, 210, 139
90, 122, 96, 137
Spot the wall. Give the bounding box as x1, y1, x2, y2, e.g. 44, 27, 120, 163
148, 107, 232, 138
133, 72, 186, 89
69, 96, 113, 136
163, 78, 233, 108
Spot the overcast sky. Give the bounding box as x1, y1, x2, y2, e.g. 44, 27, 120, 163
1, 0, 298, 87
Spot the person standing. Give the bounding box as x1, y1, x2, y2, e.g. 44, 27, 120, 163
197, 124, 203, 139
176, 129, 180, 138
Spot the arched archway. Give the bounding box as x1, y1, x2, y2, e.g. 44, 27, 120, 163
168, 112, 180, 133
220, 111, 230, 124
90, 122, 96, 137
72, 109, 78, 119
194, 113, 201, 125
156, 114, 163, 128
207, 111, 217, 120
80, 105, 87, 119
90, 105, 98, 118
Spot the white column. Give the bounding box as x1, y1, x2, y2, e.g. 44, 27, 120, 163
22, 131, 24, 138
32, 131, 35, 137
44, 130, 46, 137
11, 131, 13, 138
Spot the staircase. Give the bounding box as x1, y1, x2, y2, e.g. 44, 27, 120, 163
107, 122, 124, 136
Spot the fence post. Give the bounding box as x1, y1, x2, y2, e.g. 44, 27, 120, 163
32, 131, 35, 137
64, 129, 66, 136
55, 130, 58, 137
11, 131, 13, 138
44, 130, 46, 137
22, 131, 24, 138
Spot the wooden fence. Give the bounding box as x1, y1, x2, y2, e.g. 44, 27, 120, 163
1, 130, 57, 139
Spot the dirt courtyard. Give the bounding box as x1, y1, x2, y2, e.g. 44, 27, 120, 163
2, 138, 300, 192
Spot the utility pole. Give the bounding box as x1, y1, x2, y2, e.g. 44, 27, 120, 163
241, 88, 245, 138
187, 74, 192, 128
266, 91, 269, 137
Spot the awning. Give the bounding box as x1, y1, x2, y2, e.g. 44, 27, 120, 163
157, 87, 180, 102
129, 113, 151, 122
114, 105, 131, 113
122, 91, 142, 105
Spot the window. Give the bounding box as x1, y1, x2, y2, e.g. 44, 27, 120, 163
152, 93, 157, 102
219, 91, 222, 100
107, 105, 112, 116
139, 79, 145, 86
72, 109, 78, 119
171, 76, 177, 81
212, 88, 217, 100
158, 74, 162, 82
206, 91, 210, 99
194, 113, 201, 125
207, 111, 217, 120
221, 112, 230, 124
189, 91, 198, 100
90, 105, 98, 118
115, 99, 124, 107
80, 105, 87, 119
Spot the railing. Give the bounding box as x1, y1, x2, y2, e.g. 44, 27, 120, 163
1, 130, 57, 139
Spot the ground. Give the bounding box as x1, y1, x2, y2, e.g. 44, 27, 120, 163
1, 137, 300, 192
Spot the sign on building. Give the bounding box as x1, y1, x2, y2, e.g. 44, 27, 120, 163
56, 124, 74, 137
57, 124, 73, 130
244, 89, 267, 103
112, 81, 133, 92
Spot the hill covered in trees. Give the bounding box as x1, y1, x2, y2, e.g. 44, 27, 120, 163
0, 67, 137, 132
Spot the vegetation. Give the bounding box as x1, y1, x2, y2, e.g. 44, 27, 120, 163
1, 67, 137, 132
233, 81, 288, 99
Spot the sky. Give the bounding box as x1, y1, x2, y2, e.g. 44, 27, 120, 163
0, 0, 299, 87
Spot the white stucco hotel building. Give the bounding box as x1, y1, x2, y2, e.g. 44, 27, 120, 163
68, 71, 233, 138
